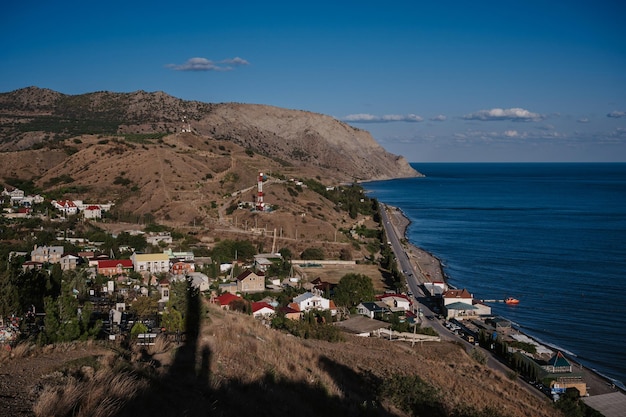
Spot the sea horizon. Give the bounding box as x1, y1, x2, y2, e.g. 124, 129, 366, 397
364, 162, 626, 389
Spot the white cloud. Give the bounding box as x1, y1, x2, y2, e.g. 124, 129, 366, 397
463, 107, 543, 122
577, 118, 590, 123
341, 113, 424, 123
429, 114, 447, 121
503, 130, 519, 137
166, 56, 250, 71
607, 111, 626, 118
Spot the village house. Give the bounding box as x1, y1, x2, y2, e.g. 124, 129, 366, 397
171, 260, 195, 275
51, 199, 78, 216
2, 187, 24, 203
356, 301, 391, 319
442, 288, 480, 319
292, 290, 336, 315
280, 304, 303, 320
60, 254, 80, 271
236, 270, 265, 293
130, 252, 170, 274
97, 259, 134, 277
145, 232, 173, 246
31, 245, 64, 264
83, 205, 102, 219
252, 302, 275, 318
377, 293, 412, 312
172, 272, 211, 292
213, 293, 243, 310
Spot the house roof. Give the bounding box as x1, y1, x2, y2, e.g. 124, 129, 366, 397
378, 293, 411, 303
252, 302, 275, 313
236, 269, 264, 281
445, 301, 477, 310
359, 302, 389, 313
215, 293, 241, 306
548, 351, 571, 368
443, 288, 472, 299
98, 259, 133, 268
53, 199, 77, 208
133, 253, 170, 261
85, 205, 101, 210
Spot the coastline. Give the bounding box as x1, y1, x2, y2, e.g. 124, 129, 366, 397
384, 203, 626, 403
385, 204, 445, 285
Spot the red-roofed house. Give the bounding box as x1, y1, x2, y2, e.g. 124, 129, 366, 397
280, 303, 303, 320
214, 293, 242, 310
51, 199, 78, 215
97, 259, 134, 277
252, 302, 275, 318
442, 288, 473, 306
83, 205, 102, 219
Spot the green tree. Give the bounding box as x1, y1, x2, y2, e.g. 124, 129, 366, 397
161, 306, 183, 332
333, 273, 375, 309
300, 247, 325, 260
130, 295, 158, 320
211, 239, 256, 262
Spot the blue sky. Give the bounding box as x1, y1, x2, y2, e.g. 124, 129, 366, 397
2, 1, 625, 162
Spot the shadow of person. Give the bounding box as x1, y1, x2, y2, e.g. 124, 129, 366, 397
116, 278, 212, 417
115, 279, 403, 417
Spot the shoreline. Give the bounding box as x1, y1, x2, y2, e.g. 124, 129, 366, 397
383, 203, 626, 399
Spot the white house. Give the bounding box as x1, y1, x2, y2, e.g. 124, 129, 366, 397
378, 294, 412, 312
252, 302, 275, 318
292, 290, 334, 314
83, 205, 102, 219
60, 254, 80, 271
442, 288, 473, 306
51, 200, 78, 215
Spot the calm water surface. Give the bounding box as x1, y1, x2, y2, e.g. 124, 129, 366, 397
365, 163, 626, 387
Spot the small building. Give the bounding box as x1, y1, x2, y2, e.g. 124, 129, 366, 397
187, 272, 211, 292
442, 288, 473, 306
97, 259, 134, 277
51, 199, 78, 216
83, 205, 102, 219
214, 293, 243, 310
171, 260, 195, 275
60, 254, 80, 271
444, 301, 478, 320
356, 302, 391, 319
145, 232, 173, 246
252, 302, 275, 318
378, 293, 412, 312
543, 351, 573, 374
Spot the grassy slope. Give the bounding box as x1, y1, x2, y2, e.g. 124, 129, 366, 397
18, 302, 562, 417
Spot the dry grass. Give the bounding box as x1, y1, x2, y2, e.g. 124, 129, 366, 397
25, 302, 563, 417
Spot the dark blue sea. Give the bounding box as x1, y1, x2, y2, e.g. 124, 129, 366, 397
364, 163, 626, 388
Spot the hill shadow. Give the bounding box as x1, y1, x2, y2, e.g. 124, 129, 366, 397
115, 280, 400, 417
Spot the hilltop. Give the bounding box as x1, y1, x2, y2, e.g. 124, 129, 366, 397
0, 87, 419, 252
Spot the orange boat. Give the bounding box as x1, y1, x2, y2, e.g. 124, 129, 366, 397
505, 297, 520, 305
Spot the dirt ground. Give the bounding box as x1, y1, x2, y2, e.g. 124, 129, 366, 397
296, 263, 388, 293
0, 344, 110, 417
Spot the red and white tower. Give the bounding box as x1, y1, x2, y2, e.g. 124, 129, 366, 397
256, 172, 264, 211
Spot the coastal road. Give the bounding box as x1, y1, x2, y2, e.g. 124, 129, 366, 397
378, 203, 553, 402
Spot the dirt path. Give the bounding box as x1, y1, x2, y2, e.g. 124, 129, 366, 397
0, 345, 110, 417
